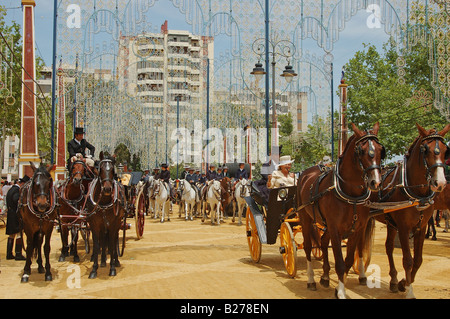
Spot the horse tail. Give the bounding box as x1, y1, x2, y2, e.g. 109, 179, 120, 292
33, 231, 42, 259
362, 217, 375, 261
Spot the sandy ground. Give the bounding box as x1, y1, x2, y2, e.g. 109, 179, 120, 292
0, 206, 449, 300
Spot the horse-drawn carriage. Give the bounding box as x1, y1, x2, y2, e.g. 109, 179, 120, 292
117, 171, 149, 255
244, 183, 324, 278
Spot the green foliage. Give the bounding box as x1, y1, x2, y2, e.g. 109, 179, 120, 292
278, 113, 293, 137
344, 40, 447, 159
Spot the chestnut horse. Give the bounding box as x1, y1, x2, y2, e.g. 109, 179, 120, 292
86, 153, 126, 278
57, 159, 93, 262
370, 123, 450, 298
19, 163, 57, 283
297, 122, 384, 299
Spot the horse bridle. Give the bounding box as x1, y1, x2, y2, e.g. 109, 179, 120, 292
419, 133, 449, 182
24, 172, 56, 218
354, 133, 385, 181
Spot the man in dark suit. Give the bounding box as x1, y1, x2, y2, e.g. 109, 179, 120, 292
5, 176, 29, 260
206, 164, 219, 181
156, 163, 174, 199
235, 163, 249, 180
67, 127, 95, 168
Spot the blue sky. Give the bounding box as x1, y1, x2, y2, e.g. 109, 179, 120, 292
4, 0, 390, 121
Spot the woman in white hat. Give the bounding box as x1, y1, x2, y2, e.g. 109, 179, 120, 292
267, 155, 296, 189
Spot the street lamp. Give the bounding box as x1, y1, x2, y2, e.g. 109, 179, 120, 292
250, 36, 297, 162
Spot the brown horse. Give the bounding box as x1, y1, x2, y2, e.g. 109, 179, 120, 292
19, 162, 57, 283
57, 160, 93, 262
86, 152, 126, 278
370, 123, 450, 298
297, 122, 384, 298
220, 177, 233, 217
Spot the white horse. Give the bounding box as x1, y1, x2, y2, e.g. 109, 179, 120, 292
233, 178, 251, 225
153, 179, 170, 222
146, 176, 156, 217
202, 180, 222, 225
177, 179, 199, 221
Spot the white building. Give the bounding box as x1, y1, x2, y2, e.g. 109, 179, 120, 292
1, 135, 20, 181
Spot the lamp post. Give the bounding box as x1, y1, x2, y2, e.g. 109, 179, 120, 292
250, 36, 297, 162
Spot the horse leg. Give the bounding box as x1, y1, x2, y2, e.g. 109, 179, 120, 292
302, 215, 316, 290
21, 231, 34, 283
408, 225, 427, 298
59, 225, 70, 262
108, 230, 117, 276
100, 230, 107, 267
89, 232, 99, 279
397, 227, 415, 298
355, 232, 367, 285
43, 230, 53, 281
320, 231, 331, 288
36, 233, 45, 274
385, 225, 398, 292
329, 228, 347, 299
71, 228, 80, 263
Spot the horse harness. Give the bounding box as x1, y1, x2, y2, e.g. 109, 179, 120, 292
297, 133, 382, 239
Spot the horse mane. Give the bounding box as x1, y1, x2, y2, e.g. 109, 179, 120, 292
405, 136, 420, 159
338, 134, 357, 160
34, 164, 51, 178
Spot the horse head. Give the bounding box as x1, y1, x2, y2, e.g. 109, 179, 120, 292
69, 160, 86, 185
349, 122, 384, 192
98, 152, 115, 197
414, 123, 450, 192
30, 162, 53, 213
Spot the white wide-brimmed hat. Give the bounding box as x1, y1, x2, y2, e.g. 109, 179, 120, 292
277, 155, 294, 167
322, 155, 331, 164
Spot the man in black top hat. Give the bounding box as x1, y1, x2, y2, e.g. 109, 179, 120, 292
67, 127, 95, 168
5, 176, 29, 260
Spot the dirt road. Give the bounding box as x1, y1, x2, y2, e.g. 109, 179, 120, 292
1, 207, 449, 300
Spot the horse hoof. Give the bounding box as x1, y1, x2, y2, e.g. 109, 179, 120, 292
307, 282, 317, 291
320, 278, 330, 288
359, 277, 367, 286
45, 274, 53, 281
390, 282, 399, 293
73, 256, 80, 263
398, 279, 406, 292
109, 269, 117, 276
58, 256, 66, 262
115, 260, 121, 267
38, 266, 45, 274
88, 271, 97, 279
21, 274, 29, 283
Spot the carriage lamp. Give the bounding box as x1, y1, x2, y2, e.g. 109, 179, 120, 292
117, 163, 124, 180
278, 188, 288, 200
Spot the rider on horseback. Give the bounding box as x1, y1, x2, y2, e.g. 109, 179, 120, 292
156, 163, 175, 200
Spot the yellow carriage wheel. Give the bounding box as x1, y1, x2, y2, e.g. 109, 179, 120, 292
279, 222, 297, 278
245, 207, 262, 263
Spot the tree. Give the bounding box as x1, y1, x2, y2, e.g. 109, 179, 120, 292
344, 40, 447, 159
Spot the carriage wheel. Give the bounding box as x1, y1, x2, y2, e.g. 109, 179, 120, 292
135, 189, 146, 239
245, 207, 262, 263
279, 222, 297, 278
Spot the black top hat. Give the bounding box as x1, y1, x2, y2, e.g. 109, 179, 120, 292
19, 175, 30, 183
74, 127, 85, 135
161, 163, 168, 168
